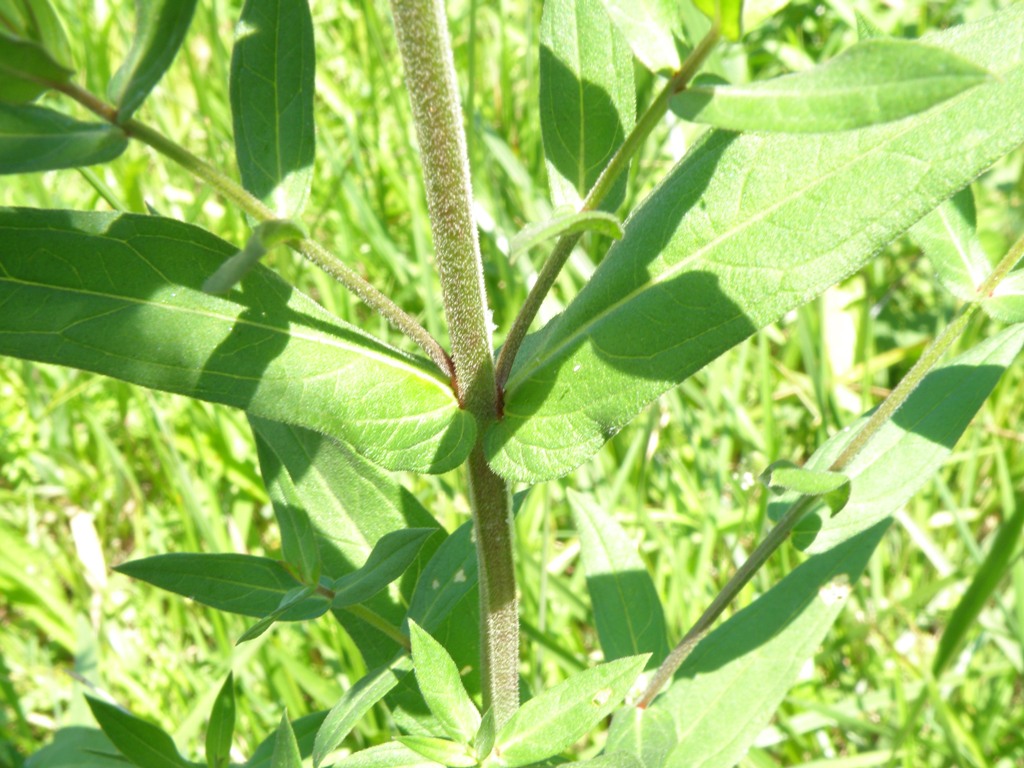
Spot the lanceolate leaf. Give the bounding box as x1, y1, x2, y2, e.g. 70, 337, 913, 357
402, 520, 481, 700
541, 0, 635, 212
494, 655, 649, 767
206, 674, 236, 768
250, 417, 442, 666
651, 324, 1024, 768
115, 553, 326, 620
0, 209, 475, 473
230, 0, 315, 218
510, 210, 623, 260
672, 40, 990, 133
405, 521, 479, 634
486, 6, 1024, 483
397, 737, 476, 768
409, 621, 481, 744
246, 711, 328, 768
86, 696, 191, 768
563, 755, 645, 768
2, 0, 74, 70
313, 657, 413, 768
568, 490, 669, 665
331, 529, 436, 608
238, 585, 324, 643
911, 186, 989, 302
328, 742, 443, 768
269, 457, 322, 585
759, 461, 850, 517
270, 715, 302, 768
0, 103, 127, 173
606, 706, 678, 768
0, 32, 73, 104
107, 0, 198, 121
598, 0, 683, 74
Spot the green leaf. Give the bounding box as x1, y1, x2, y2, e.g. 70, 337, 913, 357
331, 529, 436, 608
495, 655, 648, 767
250, 418, 442, 668
397, 737, 476, 768
598, 0, 683, 74
313, 657, 412, 768
203, 219, 305, 295
230, 0, 315, 218
486, 6, 1024, 483
409, 621, 481, 744
405, 521, 478, 634
568, 489, 669, 665
0, 31, 73, 104
911, 187, 989, 302
85, 696, 191, 768
270, 714, 302, 768
269, 460, 322, 585
474, 708, 496, 760
541, 0, 635, 212
606, 705, 678, 768
934, 493, 1024, 676
238, 585, 324, 643
510, 210, 623, 260
16, 725, 122, 768
651, 323, 1024, 768
115, 552, 325, 620
0, 209, 475, 473
563, 754, 645, 768
0, 103, 127, 173
672, 40, 990, 133
759, 460, 850, 517
206, 673, 236, 768
984, 271, 1024, 323
246, 711, 328, 768
403, 521, 482, 709
328, 742, 444, 768
693, 0, 743, 40
1, 0, 74, 69
107, 0, 198, 121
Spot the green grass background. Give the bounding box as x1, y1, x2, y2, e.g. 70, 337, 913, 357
2, 0, 1023, 766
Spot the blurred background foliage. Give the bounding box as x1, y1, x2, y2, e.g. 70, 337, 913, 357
1, 0, 1023, 765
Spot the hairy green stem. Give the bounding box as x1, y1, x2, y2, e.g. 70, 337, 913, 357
389, 0, 518, 724
49, 80, 454, 379
639, 231, 1024, 707
494, 26, 721, 392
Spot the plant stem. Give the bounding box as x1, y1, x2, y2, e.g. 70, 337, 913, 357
638, 231, 1024, 707
48, 80, 454, 379
388, 0, 518, 724
493, 26, 721, 392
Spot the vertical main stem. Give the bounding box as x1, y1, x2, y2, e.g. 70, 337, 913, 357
389, 0, 519, 724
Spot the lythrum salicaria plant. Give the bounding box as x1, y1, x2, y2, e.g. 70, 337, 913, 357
2, 0, 1024, 766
